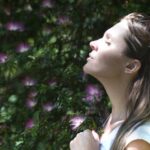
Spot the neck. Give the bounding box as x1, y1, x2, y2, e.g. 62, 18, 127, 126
97, 76, 130, 125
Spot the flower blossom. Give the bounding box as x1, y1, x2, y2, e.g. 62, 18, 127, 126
48, 79, 57, 87
57, 16, 71, 25
25, 118, 35, 129
43, 102, 55, 112
84, 84, 103, 103
70, 115, 86, 130
16, 42, 31, 53
41, 0, 54, 8
26, 98, 37, 108
28, 90, 38, 98
22, 76, 36, 86
0, 53, 8, 64
5, 21, 24, 31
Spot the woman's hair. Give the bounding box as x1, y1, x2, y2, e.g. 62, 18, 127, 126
110, 12, 150, 150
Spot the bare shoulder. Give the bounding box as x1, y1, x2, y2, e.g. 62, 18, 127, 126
125, 140, 150, 150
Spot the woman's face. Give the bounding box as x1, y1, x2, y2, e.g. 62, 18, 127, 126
83, 20, 130, 79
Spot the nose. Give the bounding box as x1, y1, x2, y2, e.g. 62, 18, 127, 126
89, 41, 98, 51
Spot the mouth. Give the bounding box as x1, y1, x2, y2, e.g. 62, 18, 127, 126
89, 53, 94, 59
87, 54, 94, 61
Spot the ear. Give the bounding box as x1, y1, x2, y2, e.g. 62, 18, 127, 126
125, 59, 141, 74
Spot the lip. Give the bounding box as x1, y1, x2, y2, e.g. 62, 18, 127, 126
87, 55, 94, 61
87, 57, 91, 61
89, 53, 94, 59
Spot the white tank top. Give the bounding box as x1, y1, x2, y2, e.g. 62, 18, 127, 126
99, 121, 150, 150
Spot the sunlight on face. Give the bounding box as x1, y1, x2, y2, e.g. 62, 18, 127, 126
83, 20, 130, 79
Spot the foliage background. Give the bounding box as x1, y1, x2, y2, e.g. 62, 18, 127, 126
0, 0, 149, 149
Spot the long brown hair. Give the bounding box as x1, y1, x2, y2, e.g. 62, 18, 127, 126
111, 13, 150, 150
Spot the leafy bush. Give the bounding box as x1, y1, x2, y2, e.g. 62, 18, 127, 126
0, 0, 149, 149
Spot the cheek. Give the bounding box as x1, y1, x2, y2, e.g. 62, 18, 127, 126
99, 52, 122, 66
95, 52, 125, 76
83, 47, 126, 78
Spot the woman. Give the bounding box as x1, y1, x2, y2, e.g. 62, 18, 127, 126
70, 13, 150, 150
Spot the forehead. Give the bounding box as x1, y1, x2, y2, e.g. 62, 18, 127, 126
106, 20, 129, 41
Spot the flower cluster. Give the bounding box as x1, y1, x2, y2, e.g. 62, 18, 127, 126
0, 53, 8, 64
41, 0, 55, 8
57, 16, 71, 25
25, 90, 55, 129
84, 84, 103, 103
22, 76, 36, 87
16, 42, 31, 53
25, 118, 35, 129
69, 115, 86, 130
5, 21, 25, 32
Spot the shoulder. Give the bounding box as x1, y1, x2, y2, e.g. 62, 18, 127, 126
125, 121, 150, 148
125, 140, 150, 150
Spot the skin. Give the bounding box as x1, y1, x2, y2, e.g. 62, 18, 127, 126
84, 20, 129, 79
70, 20, 150, 150
126, 140, 150, 150
70, 130, 100, 150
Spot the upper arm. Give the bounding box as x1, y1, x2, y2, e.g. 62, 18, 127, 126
125, 140, 150, 150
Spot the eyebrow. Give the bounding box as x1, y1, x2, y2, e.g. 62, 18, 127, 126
103, 31, 113, 41
105, 32, 112, 39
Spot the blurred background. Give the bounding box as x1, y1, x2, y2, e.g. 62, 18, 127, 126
0, 0, 149, 149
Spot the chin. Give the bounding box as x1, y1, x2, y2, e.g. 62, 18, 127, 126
83, 64, 90, 74
83, 64, 95, 76
83, 64, 106, 80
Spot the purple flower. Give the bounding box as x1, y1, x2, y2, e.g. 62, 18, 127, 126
0, 53, 8, 64
5, 21, 25, 31
16, 42, 31, 53
26, 98, 37, 108
57, 16, 71, 25
48, 79, 57, 87
43, 102, 55, 112
70, 115, 86, 130
25, 118, 35, 129
22, 77, 36, 86
41, 0, 54, 8
28, 91, 38, 98
84, 84, 103, 103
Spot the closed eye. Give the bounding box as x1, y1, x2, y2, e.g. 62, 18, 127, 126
105, 41, 111, 46
103, 31, 112, 46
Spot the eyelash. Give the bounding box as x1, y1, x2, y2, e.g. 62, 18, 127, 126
103, 35, 111, 46
105, 41, 111, 45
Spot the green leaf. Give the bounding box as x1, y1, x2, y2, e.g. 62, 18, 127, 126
8, 95, 18, 103
15, 140, 24, 146
48, 36, 57, 44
